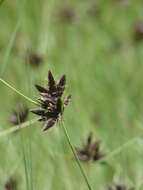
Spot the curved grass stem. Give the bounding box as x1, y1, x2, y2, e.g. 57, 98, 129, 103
0, 118, 38, 137
61, 121, 93, 190
0, 78, 38, 106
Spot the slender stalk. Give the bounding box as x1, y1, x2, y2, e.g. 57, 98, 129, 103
29, 141, 34, 190
1, 0, 27, 75
0, 78, 39, 106
0, 118, 38, 137
0, 21, 20, 76
61, 121, 93, 190
17, 114, 30, 190
22, 143, 30, 190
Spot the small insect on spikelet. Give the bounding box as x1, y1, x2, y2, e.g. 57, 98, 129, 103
4, 177, 17, 190
107, 182, 135, 190
31, 70, 71, 131
9, 103, 29, 125
75, 132, 105, 162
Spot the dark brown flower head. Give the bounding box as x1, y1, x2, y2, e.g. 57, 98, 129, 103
57, 6, 76, 23
26, 51, 43, 67
31, 70, 71, 131
9, 103, 29, 125
133, 20, 143, 43
108, 182, 135, 190
5, 177, 17, 190
76, 132, 105, 162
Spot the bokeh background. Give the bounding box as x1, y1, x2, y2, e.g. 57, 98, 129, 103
0, 0, 143, 189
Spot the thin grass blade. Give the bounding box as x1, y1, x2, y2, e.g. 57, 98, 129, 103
61, 121, 93, 190
0, 78, 39, 105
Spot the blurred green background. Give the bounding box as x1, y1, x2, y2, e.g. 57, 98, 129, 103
0, 0, 143, 189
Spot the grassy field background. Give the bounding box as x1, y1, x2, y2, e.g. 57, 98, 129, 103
0, 0, 143, 189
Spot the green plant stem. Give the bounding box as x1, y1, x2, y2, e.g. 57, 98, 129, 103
1, 21, 20, 76
17, 114, 30, 190
0, 118, 38, 137
61, 121, 93, 190
0, 78, 39, 106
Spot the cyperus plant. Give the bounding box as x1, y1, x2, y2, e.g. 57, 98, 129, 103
76, 132, 105, 162
30, 70, 93, 190
0, 70, 93, 190
31, 70, 71, 131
